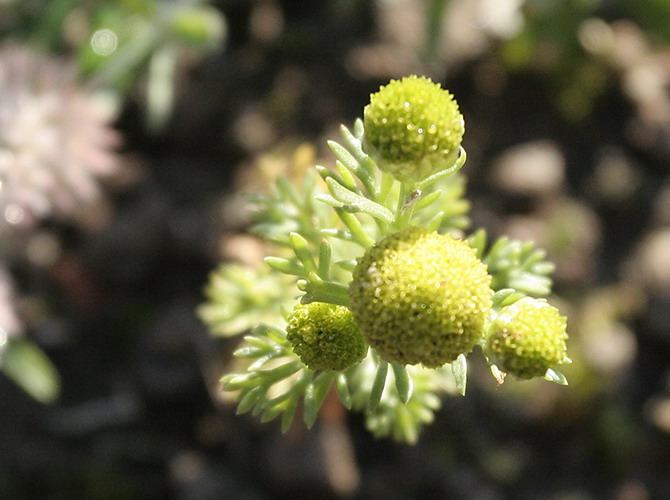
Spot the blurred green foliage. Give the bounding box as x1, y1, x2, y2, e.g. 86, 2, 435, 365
2, 338, 60, 404
628, 0, 670, 42
1, 0, 226, 131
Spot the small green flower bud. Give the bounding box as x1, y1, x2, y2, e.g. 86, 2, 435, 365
349, 227, 493, 368
487, 297, 568, 380
362, 75, 465, 183
286, 302, 367, 371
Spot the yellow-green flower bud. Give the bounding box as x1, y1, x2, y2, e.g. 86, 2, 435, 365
286, 302, 367, 371
363, 75, 465, 183
487, 298, 568, 379
349, 227, 493, 368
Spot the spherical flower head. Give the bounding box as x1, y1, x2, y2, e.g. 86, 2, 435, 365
362, 75, 465, 183
286, 302, 367, 371
0, 44, 120, 232
486, 297, 569, 380
349, 227, 493, 368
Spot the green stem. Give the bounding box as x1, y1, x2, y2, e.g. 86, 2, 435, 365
298, 275, 351, 307
393, 181, 419, 230
417, 147, 467, 190
335, 209, 376, 248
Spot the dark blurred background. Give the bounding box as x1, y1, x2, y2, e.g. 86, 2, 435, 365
2, 0, 670, 498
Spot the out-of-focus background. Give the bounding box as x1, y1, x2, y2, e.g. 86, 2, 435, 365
2, 0, 670, 498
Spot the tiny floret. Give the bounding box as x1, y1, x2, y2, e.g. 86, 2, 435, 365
349, 227, 493, 368
362, 75, 465, 183
486, 297, 569, 379
286, 302, 367, 371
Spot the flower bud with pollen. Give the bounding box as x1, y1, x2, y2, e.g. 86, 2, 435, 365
349, 227, 493, 368
363, 75, 465, 183
486, 297, 569, 380
286, 302, 367, 371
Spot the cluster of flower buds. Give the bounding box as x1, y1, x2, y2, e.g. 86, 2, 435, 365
287, 76, 569, 382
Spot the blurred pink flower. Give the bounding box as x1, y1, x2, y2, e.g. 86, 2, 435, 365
0, 44, 120, 231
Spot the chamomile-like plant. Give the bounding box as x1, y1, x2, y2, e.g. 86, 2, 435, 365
199, 76, 571, 443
